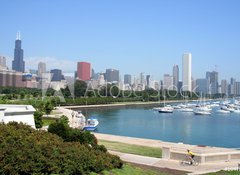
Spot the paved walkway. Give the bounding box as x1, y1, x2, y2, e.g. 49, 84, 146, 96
95, 133, 237, 154
95, 133, 240, 174
109, 150, 240, 175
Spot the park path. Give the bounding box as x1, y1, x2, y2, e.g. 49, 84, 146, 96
109, 150, 239, 175
95, 133, 240, 174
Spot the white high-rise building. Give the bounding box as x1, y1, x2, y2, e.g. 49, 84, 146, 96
38, 62, 46, 77
163, 74, 174, 90
182, 53, 192, 91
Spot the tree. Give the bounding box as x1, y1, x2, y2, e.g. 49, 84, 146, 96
34, 111, 43, 129
74, 80, 87, 97
44, 101, 53, 116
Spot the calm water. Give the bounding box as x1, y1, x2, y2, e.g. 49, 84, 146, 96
82, 106, 240, 148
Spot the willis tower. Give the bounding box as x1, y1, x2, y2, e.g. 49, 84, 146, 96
12, 32, 25, 72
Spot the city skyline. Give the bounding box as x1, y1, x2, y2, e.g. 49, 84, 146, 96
1, 1, 240, 81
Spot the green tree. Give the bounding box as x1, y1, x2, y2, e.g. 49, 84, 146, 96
74, 80, 87, 97
34, 111, 43, 129
44, 101, 53, 116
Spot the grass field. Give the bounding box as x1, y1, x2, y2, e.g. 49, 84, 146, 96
42, 117, 57, 126
90, 164, 168, 175
98, 140, 162, 158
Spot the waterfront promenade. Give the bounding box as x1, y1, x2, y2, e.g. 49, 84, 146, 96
62, 100, 199, 109
95, 133, 240, 174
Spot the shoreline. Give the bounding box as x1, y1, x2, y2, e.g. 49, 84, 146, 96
62, 99, 201, 109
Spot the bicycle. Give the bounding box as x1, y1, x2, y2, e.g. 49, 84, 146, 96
180, 155, 199, 166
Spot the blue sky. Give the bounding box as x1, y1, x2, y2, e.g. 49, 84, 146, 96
0, 0, 240, 81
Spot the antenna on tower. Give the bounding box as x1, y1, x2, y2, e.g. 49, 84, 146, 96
16, 31, 21, 40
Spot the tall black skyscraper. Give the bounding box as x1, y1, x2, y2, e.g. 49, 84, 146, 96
12, 32, 25, 72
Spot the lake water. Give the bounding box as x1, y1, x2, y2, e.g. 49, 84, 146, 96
82, 106, 240, 148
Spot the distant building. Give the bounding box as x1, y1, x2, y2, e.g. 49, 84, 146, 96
50, 69, 64, 81
182, 53, 192, 91
221, 80, 228, 95
105, 69, 119, 82
0, 56, 7, 69
163, 74, 173, 90
124, 74, 132, 85
206, 71, 218, 95
235, 82, 240, 96
196, 78, 208, 95
146, 75, 150, 88
77, 62, 91, 81
172, 65, 179, 90
140, 72, 145, 85
29, 69, 38, 75
38, 62, 46, 77
229, 78, 236, 95
12, 32, 25, 72
0, 69, 24, 87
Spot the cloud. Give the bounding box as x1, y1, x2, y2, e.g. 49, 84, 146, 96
25, 56, 76, 73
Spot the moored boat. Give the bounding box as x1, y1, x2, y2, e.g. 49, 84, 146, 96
83, 117, 99, 131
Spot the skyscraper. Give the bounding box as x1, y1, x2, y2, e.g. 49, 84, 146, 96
124, 74, 132, 84
206, 71, 218, 95
77, 62, 91, 81
172, 65, 179, 91
0, 56, 6, 67
38, 62, 46, 77
182, 53, 192, 91
196, 78, 208, 94
12, 32, 25, 72
163, 74, 173, 90
105, 69, 119, 82
221, 79, 228, 95
50, 69, 64, 81
146, 75, 150, 88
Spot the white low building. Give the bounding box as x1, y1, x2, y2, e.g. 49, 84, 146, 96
0, 105, 36, 128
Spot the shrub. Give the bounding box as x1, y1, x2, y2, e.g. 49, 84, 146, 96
0, 122, 123, 175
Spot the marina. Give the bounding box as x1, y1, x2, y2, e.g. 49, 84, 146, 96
81, 99, 240, 148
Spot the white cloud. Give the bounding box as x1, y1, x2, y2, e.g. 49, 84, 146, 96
25, 56, 76, 73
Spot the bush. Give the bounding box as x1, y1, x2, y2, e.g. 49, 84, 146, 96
0, 122, 123, 175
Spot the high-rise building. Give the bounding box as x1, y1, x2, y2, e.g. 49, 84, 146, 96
12, 32, 25, 72
38, 62, 46, 77
146, 75, 150, 88
163, 74, 173, 90
206, 71, 218, 95
124, 74, 132, 85
196, 78, 208, 95
182, 53, 192, 91
0, 69, 24, 87
50, 69, 64, 81
140, 72, 145, 85
105, 69, 119, 82
172, 65, 179, 91
77, 62, 91, 81
235, 82, 240, 96
221, 79, 228, 95
0, 56, 6, 67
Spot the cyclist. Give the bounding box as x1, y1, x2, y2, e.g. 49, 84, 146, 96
187, 149, 195, 165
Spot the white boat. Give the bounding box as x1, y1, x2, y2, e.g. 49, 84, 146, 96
83, 117, 99, 131
194, 110, 211, 115
158, 106, 174, 113
179, 108, 194, 112
195, 106, 212, 112
216, 108, 231, 114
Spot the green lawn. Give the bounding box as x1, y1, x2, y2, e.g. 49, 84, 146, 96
90, 164, 167, 175
42, 117, 57, 126
98, 140, 162, 158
